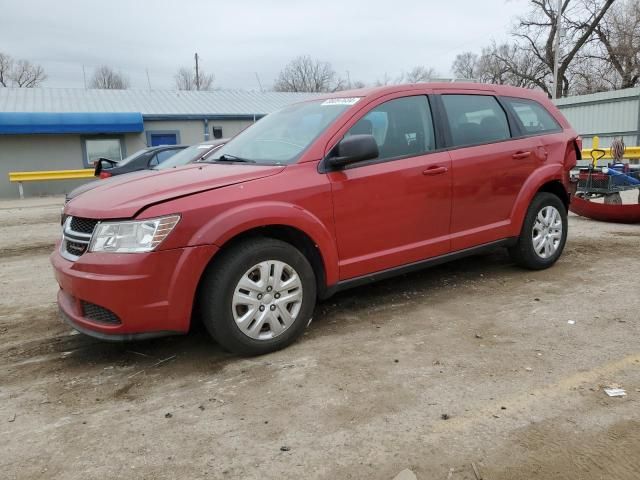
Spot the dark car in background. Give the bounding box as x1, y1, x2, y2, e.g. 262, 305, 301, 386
95, 145, 187, 179
65, 139, 227, 205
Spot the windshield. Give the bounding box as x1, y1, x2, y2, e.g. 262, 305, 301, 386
156, 144, 212, 169
113, 148, 151, 166
208, 98, 360, 165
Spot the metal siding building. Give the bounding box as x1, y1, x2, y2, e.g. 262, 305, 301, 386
0, 88, 317, 198
554, 87, 640, 149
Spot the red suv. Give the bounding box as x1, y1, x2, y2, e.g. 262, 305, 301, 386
52, 84, 579, 355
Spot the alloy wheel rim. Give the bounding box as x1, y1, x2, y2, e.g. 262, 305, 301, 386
532, 206, 563, 259
232, 260, 303, 340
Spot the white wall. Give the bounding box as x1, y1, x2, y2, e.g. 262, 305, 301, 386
0, 134, 87, 197
143, 119, 255, 144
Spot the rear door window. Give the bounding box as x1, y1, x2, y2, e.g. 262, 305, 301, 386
441, 95, 511, 147
346, 96, 435, 161
503, 97, 562, 135
156, 149, 179, 164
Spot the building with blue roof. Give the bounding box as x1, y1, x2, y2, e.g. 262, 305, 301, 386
0, 88, 316, 197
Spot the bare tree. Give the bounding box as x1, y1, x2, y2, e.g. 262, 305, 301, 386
89, 65, 130, 89
452, 44, 543, 87
489, 42, 550, 89
514, 0, 616, 97
0, 52, 12, 87
402, 66, 438, 83
594, 0, 640, 89
175, 67, 193, 90
452, 52, 479, 79
569, 54, 618, 94
273, 55, 343, 92
450, 1, 616, 96
374, 68, 435, 86
334, 78, 366, 91
174, 66, 214, 91
374, 72, 395, 87
9, 59, 47, 87
0, 52, 46, 87
0, 52, 13, 87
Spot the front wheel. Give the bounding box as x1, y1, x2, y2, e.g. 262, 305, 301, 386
508, 192, 568, 270
198, 238, 317, 356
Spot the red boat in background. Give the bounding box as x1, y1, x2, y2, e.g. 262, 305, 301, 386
570, 195, 640, 224
569, 147, 640, 224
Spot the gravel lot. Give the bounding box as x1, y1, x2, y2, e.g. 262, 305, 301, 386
1, 196, 639, 480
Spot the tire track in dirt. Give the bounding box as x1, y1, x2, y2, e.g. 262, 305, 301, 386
0, 242, 55, 258
0, 305, 70, 356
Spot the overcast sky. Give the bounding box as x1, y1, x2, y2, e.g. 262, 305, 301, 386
2, 0, 528, 91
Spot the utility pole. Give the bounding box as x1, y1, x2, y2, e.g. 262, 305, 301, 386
552, 0, 562, 99
145, 68, 152, 90
82, 65, 87, 89
194, 52, 200, 91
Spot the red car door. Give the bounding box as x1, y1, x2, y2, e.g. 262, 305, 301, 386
326, 94, 452, 280
438, 93, 540, 251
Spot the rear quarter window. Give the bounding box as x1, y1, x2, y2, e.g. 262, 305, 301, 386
503, 97, 562, 135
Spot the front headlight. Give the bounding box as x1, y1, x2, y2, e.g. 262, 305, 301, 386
89, 215, 180, 253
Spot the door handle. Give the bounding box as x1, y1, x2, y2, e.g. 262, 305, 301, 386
422, 166, 448, 176
512, 151, 532, 159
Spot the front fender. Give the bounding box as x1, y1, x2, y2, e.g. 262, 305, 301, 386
509, 164, 564, 237
190, 201, 340, 286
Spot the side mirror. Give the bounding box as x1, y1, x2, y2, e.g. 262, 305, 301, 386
327, 134, 379, 169
94, 157, 119, 176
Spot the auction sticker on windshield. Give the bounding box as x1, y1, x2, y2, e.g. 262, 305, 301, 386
321, 97, 361, 106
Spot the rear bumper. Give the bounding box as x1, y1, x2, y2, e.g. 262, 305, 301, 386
51, 242, 218, 339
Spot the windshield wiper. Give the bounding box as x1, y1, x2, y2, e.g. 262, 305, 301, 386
215, 154, 256, 163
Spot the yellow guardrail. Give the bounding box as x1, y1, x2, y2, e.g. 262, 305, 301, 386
8, 169, 94, 199
581, 136, 640, 162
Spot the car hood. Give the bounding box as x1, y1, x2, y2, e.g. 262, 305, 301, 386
65, 163, 285, 219
66, 170, 152, 202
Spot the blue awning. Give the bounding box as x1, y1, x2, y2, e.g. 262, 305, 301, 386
0, 112, 144, 135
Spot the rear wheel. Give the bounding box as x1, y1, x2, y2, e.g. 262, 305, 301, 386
509, 192, 568, 270
198, 238, 316, 355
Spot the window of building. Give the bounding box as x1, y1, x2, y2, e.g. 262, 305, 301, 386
504, 97, 562, 135
145, 130, 180, 147
441, 95, 511, 147
83, 137, 123, 166
346, 96, 435, 161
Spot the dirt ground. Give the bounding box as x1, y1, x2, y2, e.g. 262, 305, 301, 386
1, 195, 639, 480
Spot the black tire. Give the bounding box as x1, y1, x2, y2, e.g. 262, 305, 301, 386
198, 237, 316, 356
508, 192, 568, 270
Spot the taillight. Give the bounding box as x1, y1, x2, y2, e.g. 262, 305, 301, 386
564, 141, 578, 169
575, 136, 583, 152
99, 171, 112, 179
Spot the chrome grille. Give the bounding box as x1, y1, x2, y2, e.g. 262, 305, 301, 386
70, 217, 98, 234
61, 216, 98, 261
81, 301, 121, 325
